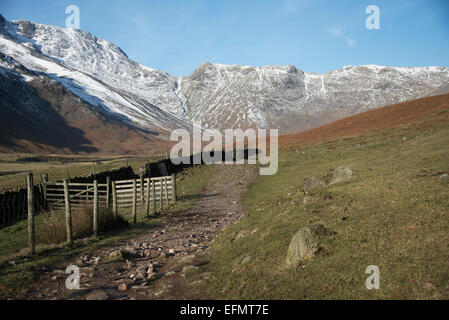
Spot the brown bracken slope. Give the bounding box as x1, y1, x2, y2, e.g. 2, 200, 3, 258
0, 75, 173, 155
279, 93, 449, 150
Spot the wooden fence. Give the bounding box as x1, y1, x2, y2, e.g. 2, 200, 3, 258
112, 175, 176, 223
24, 172, 177, 253
43, 180, 109, 209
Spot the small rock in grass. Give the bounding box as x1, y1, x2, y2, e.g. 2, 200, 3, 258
182, 265, 199, 273
164, 271, 176, 277
118, 283, 127, 291
303, 196, 313, 205
106, 250, 127, 262
241, 256, 252, 264
86, 290, 109, 300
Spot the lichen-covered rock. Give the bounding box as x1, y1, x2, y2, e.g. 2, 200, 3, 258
303, 176, 326, 193
329, 166, 356, 185
286, 224, 329, 267
304, 167, 356, 193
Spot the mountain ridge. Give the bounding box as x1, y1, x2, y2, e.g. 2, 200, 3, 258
1, 14, 449, 153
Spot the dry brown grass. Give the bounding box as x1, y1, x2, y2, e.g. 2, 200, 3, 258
36, 205, 128, 245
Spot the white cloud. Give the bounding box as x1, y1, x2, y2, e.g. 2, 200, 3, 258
283, 0, 310, 13
346, 37, 356, 47
327, 26, 356, 48
283, 0, 298, 12
328, 26, 343, 37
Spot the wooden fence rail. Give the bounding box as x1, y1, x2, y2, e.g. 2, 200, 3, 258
112, 174, 176, 218
44, 181, 108, 210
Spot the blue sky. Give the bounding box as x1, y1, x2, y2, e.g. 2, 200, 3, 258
1, 0, 448, 76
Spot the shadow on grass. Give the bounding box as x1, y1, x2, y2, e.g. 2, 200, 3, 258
177, 193, 220, 202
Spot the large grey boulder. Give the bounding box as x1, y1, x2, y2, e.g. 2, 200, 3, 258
303, 167, 356, 193
286, 224, 329, 267
329, 166, 356, 185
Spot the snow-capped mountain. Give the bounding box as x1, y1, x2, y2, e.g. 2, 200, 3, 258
0, 15, 190, 134
1, 14, 449, 141
178, 63, 449, 132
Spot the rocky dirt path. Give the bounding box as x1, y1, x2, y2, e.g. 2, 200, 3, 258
24, 164, 258, 300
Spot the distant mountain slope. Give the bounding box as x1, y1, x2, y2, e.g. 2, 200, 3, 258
0, 15, 191, 134
0, 55, 172, 155
279, 93, 449, 150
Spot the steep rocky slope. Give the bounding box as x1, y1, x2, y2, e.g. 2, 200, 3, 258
0, 54, 171, 154
178, 63, 449, 132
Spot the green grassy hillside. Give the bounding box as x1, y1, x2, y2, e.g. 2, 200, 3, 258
206, 116, 449, 299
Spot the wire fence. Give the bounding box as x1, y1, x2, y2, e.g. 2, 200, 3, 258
0, 184, 48, 258
0, 192, 27, 228
0, 185, 47, 228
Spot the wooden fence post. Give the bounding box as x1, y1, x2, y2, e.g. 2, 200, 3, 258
41, 173, 48, 204
159, 178, 163, 210
140, 175, 144, 213
145, 178, 150, 217
171, 173, 176, 203
112, 181, 117, 217
152, 180, 156, 213
93, 180, 98, 237
132, 179, 137, 223
63, 179, 72, 245
164, 177, 169, 204
106, 176, 111, 209
26, 173, 36, 254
